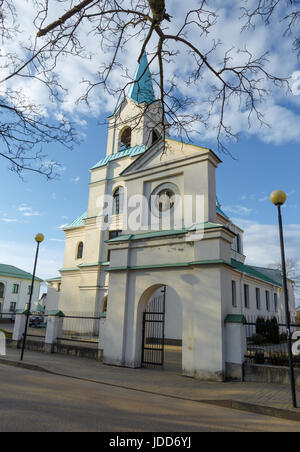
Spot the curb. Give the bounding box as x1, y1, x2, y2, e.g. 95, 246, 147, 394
203, 400, 300, 423
1, 357, 300, 424
0, 358, 53, 375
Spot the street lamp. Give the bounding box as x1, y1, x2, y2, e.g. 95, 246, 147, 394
20, 233, 44, 361
270, 190, 297, 408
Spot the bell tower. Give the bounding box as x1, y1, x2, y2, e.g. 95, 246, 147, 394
105, 52, 169, 156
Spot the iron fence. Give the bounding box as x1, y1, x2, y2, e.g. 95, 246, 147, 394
26, 314, 48, 339
245, 315, 300, 367
57, 312, 100, 346
0, 312, 16, 321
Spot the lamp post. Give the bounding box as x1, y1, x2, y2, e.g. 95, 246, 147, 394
20, 233, 44, 361
270, 190, 297, 408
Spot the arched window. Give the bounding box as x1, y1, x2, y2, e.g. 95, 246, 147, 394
152, 129, 159, 145
113, 187, 124, 215
0, 283, 4, 298
77, 242, 84, 259
119, 127, 131, 150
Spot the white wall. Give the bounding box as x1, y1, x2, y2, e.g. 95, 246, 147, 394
45, 286, 60, 313
229, 273, 295, 321
0, 277, 40, 313
150, 287, 182, 341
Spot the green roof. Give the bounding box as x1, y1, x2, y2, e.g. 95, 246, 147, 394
216, 205, 229, 219
231, 259, 282, 287
0, 264, 43, 282
91, 145, 147, 170
249, 266, 283, 286
64, 211, 87, 230
127, 52, 156, 105
106, 222, 226, 243
225, 314, 246, 324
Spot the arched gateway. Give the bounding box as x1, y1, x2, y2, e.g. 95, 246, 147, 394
141, 286, 167, 367
139, 285, 183, 370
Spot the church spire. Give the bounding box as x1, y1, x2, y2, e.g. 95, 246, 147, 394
127, 52, 156, 105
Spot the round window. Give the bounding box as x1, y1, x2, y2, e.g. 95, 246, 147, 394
155, 188, 175, 212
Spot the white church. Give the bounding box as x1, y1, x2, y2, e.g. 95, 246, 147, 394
50, 53, 295, 380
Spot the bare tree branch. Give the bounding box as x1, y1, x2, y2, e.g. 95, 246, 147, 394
0, 0, 296, 176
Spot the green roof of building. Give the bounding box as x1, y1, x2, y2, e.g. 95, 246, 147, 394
231, 259, 282, 287
0, 264, 43, 282
249, 266, 283, 286
225, 314, 246, 324
90, 145, 147, 170
64, 211, 87, 230
216, 205, 229, 219
106, 222, 227, 243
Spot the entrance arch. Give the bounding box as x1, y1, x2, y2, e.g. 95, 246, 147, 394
136, 284, 182, 372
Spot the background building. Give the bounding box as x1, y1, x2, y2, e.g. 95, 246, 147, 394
0, 264, 42, 314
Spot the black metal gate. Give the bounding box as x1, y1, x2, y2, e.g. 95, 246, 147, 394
141, 286, 166, 367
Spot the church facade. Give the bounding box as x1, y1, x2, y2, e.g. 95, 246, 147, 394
55, 53, 295, 380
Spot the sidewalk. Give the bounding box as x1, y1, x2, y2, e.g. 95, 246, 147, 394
1, 347, 300, 423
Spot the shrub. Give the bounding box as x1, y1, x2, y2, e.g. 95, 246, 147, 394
269, 317, 280, 344
279, 332, 288, 342
251, 333, 265, 345
256, 317, 266, 338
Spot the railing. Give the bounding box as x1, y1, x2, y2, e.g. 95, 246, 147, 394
57, 312, 100, 346
0, 312, 16, 321
245, 315, 300, 367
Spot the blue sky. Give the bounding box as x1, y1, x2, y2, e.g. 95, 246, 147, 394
0, 0, 299, 290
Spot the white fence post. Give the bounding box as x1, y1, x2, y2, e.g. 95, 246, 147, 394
225, 314, 247, 381
0, 331, 6, 356
98, 314, 106, 361
12, 310, 28, 349
45, 310, 65, 353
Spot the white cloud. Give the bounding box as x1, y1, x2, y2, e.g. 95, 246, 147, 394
18, 205, 32, 212
223, 205, 253, 216
0, 239, 63, 280
1, 0, 299, 148
16, 204, 42, 217
71, 176, 80, 184
235, 219, 300, 269
23, 211, 42, 217
58, 224, 67, 229
1, 218, 20, 223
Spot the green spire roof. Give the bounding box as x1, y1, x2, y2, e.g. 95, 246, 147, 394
127, 52, 156, 104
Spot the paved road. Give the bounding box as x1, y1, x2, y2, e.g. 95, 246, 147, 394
0, 364, 300, 432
